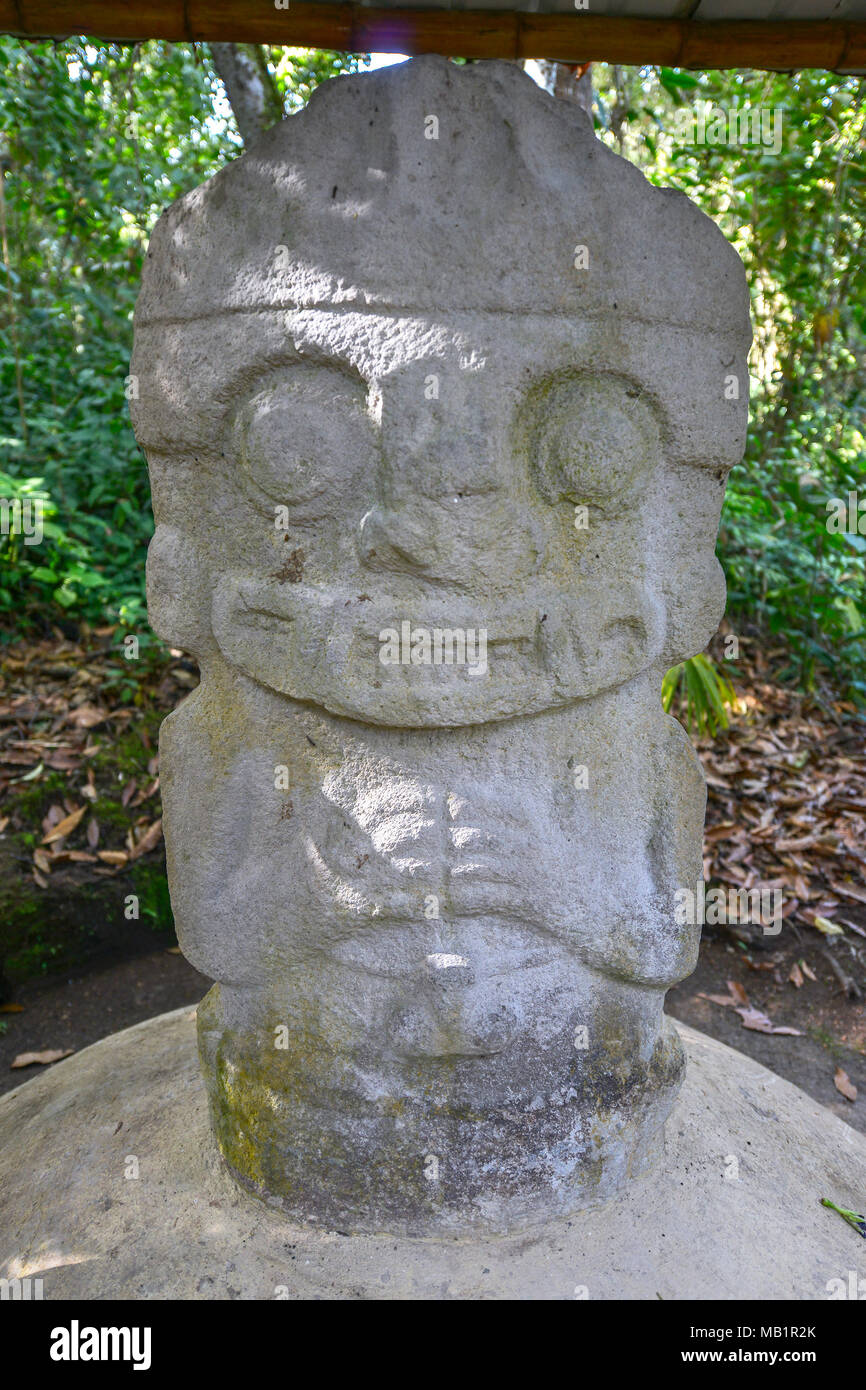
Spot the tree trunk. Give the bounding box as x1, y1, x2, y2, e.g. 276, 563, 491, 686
537, 61, 594, 126
210, 43, 284, 147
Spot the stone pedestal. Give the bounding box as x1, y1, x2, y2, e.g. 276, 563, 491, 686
1, 1008, 864, 1300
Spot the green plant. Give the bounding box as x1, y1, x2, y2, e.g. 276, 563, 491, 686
593, 64, 866, 698
131, 861, 174, 932
0, 39, 366, 640
0, 466, 109, 616
662, 654, 736, 737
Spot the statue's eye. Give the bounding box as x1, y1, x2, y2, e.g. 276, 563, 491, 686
235, 365, 372, 506
531, 376, 660, 506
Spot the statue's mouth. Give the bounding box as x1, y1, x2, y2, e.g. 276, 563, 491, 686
238, 580, 535, 653
211, 574, 664, 726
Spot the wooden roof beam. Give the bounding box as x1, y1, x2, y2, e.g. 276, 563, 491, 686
1, 4, 865, 73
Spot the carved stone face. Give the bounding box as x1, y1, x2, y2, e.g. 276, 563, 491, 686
215, 353, 664, 725
131, 56, 751, 1233
144, 310, 738, 729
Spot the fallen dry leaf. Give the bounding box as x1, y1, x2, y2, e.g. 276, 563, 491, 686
812, 915, 845, 937
11, 1047, 74, 1069
44, 748, 81, 772
829, 880, 866, 907
41, 804, 65, 835
42, 805, 86, 844
737, 1006, 802, 1036
65, 704, 108, 729
97, 850, 128, 866
32, 847, 52, 874
789, 961, 804, 988
834, 1067, 858, 1102
128, 817, 163, 860
699, 981, 802, 1036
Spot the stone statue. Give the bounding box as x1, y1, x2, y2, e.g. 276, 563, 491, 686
130, 56, 750, 1234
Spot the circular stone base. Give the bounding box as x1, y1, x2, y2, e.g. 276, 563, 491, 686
1, 1006, 864, 1300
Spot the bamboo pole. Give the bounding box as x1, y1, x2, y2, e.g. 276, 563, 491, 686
1, 3, 864, 72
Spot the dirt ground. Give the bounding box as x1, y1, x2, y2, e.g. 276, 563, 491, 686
0, 945, 211, 1094
666, 930, 866, 1134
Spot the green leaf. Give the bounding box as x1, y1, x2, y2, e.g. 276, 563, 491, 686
821, 1198, 866, 1238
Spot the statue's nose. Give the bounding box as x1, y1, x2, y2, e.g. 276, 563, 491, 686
357, 505, 445, 574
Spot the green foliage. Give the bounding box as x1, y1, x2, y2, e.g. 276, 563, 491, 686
820, 1197, 866, 1239
662, 654, 735, 737
0, 39, 361, 637
0, 38, 231, 632
0, 466, 111, 613
132, 859, 174, 931
272, 48, 366, 110
593, 65, 866, 698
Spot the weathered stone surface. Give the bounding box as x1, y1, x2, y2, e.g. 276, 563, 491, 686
130, 56, 751, 1233
2, 1009, 864, 1300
